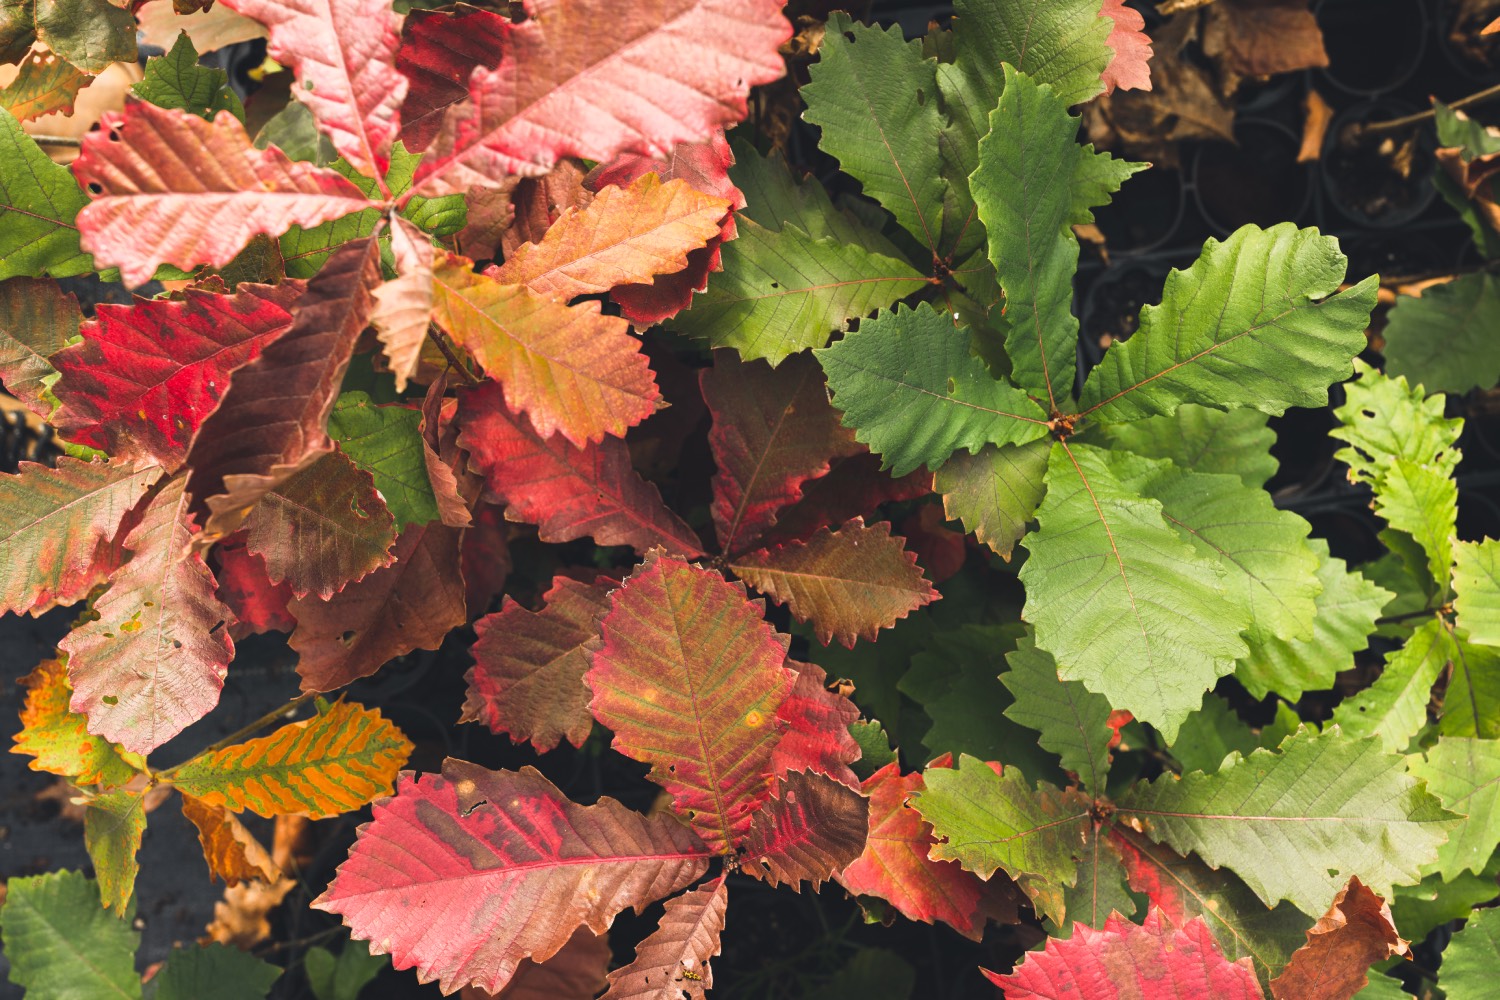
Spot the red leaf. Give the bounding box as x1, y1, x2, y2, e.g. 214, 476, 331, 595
396, 3, 510, 153
838, 762, 1015, 941
221, 0, 406, 178
758, 453, 933, 549
314, 760, 712, 995
461, 501, 511, 618
601, 877, 728, 1000
473, 928, 611, 1000
1101, 0, 1153, 94
729, 517, 938, 647
590, 130, 743, 325
898, 504, 967, 584
456, 381, 703, 557
413, 0, 789, 195
0, 277, 80, 418
187, 236, 383, 544
739, 769, 869, 891
50, 283, 302, 471
1269, 878, 1408, 1000
586, 551, 794, 851
432, 250, 660, 446
63, 474, 234, 754
771, 660, 862, 789
462, 574, 614, 753
0, 457, 163, 617
701, 351, 861, 556
986, 908, 1265, 999
214, 537, 294, 637
288, 522, 466, 691
72, 102, 371, 286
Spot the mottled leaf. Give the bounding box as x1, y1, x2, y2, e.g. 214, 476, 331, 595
740, 769, 869, 891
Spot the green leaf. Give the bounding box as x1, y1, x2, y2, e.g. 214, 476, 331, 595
1019, 444, 1249, 741
802, 949, 916, 1000
974, 67, 1142, 407
304, 940, 384, 1000
1098, 405, 1279, 489
1443, 634, 1500, 739
1331, 360, 1463, 484
1433, 103, 1500, 260
0, 106, 92, 279
1437, 902, 1500, 999
810, 608, 931, 758
147, 944, 281, 1000
1117, 726, 1458, 915
1389, 857, 1500, 942
0, 870, 140, 999
84, 789, 146, 913
671, 218, 927, 366
848, 720, 897, 781
255, 100, 334, 166
802, 13, 947, 254
1330, 619, 1452, 753
1000, 635, 1115, 792
1455, 539, 1500, 648
935, 438, 1050, 560
132, 32, 244, 123
1235, 539, 1393, 700
1383, 273, 1500, 394
816, 302, 1051, 476
1406, 737, 1500, 880
1059, 822, 1134, 934
1373, 459, 1459, 597
0, 0, 135, 74
1079, 225, 1378, 422
328, 392, 440, 530
915, 754, 1091, 923
1168, 694, 1259, 776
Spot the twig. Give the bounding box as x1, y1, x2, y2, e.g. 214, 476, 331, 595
429, 325, 482, 385
1360, 81, 1500, 136
161, 692, 318, 776
1375, 607, 1443, 626
1157, 0, 1216, 14
28, 134, 81, 147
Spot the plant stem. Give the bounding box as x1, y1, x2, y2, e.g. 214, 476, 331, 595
1375, 607, 1443, 625
1361, 81, 1500, 136
429, 325, 482, 385
28, 134, 81, 147
161, 692, 318, 777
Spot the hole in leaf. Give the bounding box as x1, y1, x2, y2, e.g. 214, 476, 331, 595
87, 183, 103, 195
843, 30, 855, 42
916, 89, 925, 106
107, 130, 121, 142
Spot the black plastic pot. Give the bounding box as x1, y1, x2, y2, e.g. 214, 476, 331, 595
1316, 0, 1429, 96
1437, 0, 1500, 82
1192, 119, 1314, 235
1339, 232, 1447, 283
1092, 164, 1187, 254
1078, 259, 1174, 371
1322, 100, 1438, 227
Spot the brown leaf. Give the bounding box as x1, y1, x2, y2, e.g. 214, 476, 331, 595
180, 793, 280, 886
1202, 0, 1328, 92
740, 770, 868, 891
501, 161, 592, 260
601, 878, 727, 1000
1298, 89, 1334, 163
1270, 877, 1408, 1000
204, 874, 294, 948
469, 928, 611, 1000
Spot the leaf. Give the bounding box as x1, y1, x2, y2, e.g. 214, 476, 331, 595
816, 303, 1052, 477
1019, 443, 1249, 741
803, 951, 917, 1000
0, 46, 91, 121
1100, 0, 1153, 93
179, 794, 281, 886
586, 551, 793, 850
190, 237, 384, 545
12, 658, 138, 787
220, 0, 404, 177
848, 721, 896, 780
600, 878, 727, 1000
133, 31, 244, 122
50, 282, 302, 471
975, 66, 1143, 407
327, 392, 441, 530
1443, 634, 1500, 738
1455, 539, 1500, 647
84, 787, 146, 912
1331, 360, 1463, 485
456, 382, 702, 556
915, 754, 1091, 923
759, 453, 932, 550
395, 4, 508, 153
1078, 225, 1378, 422
1329, 619, 1451, 753
72, 101, 371, 287
1117, 726, 1458, 915
740, 770, 869, 891
770, 660, 862, 789
62, 475, 235, 755
243, 450, 397, 600
1169, 694, 1259, 777
314, 760, 712, 995
492, 173, 729, 300
837, 761, 1009, 941
168, 700, 412, 818
148, 943, 282, 1000
986, 908, 1265, 999
1099, 405, 1279, 489
801, 14, 946, 254
727, 137, 895, 251
1406, 737, 1500, 880
288, 522, 466, 691
0, 457, 163, 617
371, 215, 433, 394
306, 940, 388, 1000
1002, 636, 1115, 793
1237, 539, 1392, 701
477, 929, 609, 1000
1440, 906, 1500, 999
0, 871, 140, 1000
1201, 0, 1328, 82
412, 0, 789, 193
1383, 273, 1500, 394
0, 276, 77, 417
0, 0, 135, 71
137, 0, 267, 54
702, 350, 862, 556
729, 517, 938, 648
214, 539, 295, 637
1270, 878, 1408, 1000
1369, 459, 1459, 598
463, 574, 613, 753
0, 106, 93, 279
936, 439, 1050, 560
944, 0, 1114, 108
671, 217, 928, 367
431, 251, 658, 446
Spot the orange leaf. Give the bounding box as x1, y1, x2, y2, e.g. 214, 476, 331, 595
12, 658, 138, 787
180, 793, 281, 886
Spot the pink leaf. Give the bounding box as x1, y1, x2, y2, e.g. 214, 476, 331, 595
371, 216, 434, 394
1100, 0, 1153, 94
